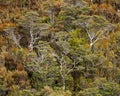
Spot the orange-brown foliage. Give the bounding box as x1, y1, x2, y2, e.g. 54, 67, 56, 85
16, 64, 24, 71
91, 4, 98, 10
0, 23, 17, 31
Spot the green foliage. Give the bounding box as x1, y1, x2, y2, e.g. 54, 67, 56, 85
0, 0, 120, 96
78, 87, 101, 96
39, 86, 72, 96
78, 81, 120, 96
69, 29, 86, 48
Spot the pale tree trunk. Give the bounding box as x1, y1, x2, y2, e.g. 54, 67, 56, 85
59, 57, 65, 91
85, 23, 107, 52
55, 56, 66, 91
28, 21, 34, 51
28, 20, 39, 51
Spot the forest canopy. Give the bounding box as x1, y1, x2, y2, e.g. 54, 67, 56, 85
0, 0, 120, 96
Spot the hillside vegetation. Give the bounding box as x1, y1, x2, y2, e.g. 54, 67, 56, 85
0, 0, 120, 96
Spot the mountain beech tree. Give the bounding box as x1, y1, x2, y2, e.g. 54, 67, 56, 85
18, 11, 50, 51
73, 15, 115, 51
